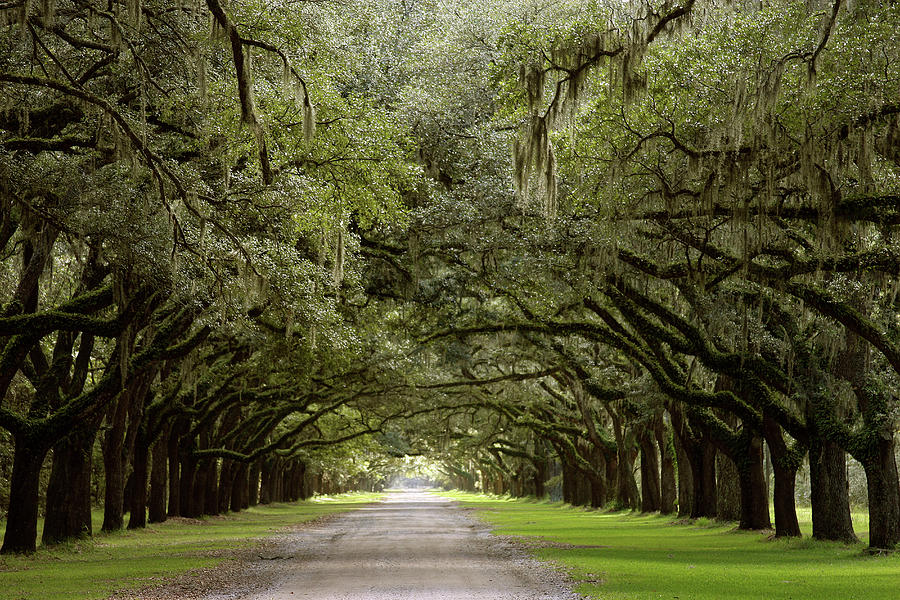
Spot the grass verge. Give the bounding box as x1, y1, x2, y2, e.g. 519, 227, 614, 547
441, 491, 900, 600
0, 492, 381, 600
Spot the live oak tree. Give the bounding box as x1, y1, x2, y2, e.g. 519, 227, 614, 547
491, 0, 900, 548
3, 0, 900, 556
0, 0, 413, 553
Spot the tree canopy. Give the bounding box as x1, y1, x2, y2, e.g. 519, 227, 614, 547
2, 0, 900, 554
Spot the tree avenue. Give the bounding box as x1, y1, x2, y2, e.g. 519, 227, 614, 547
1, 0, 899, 557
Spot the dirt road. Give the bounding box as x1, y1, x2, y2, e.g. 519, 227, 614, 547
230, 490, 578, 600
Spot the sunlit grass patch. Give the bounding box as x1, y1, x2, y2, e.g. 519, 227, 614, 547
440, 491, 898, 600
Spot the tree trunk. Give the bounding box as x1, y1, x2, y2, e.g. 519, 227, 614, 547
639, 432, 661, 513
590, 447, 607, 508
218, 459, 234, 513
180, 452, 200, 517
127, 432, 150, 529
203, 459, 219, 515
612, 421, 639, 509
763, 416, 801, 537
532, 456, 547, 499
231, 462, 249, 511
42, 427, 96, 545
1, 436, 50, 554
771, 458, 801, 537
167, 423, 184, 517
862, 438, 900, 550
737, 434, 771, 530
573, 468, 591, 506
272, 461, 285, 502
656, 424, 676, 514
674, 431, 693, 517
248, 460, 261, 506
808, 439, 856, 542
716, 452, 741, 522
588, 469, 606, 509
561, 458, 576, 505
101, 391, 132, 532
292, 461, 306, 501
259, 460, 272, 504
148, 430, 168, 523
687, 437, 717, 519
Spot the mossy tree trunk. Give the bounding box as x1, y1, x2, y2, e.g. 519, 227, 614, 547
102, 382, 141, 532
861, 439, 900, 550
248, 459, 262, 506
589, 446, 608, 507
639, 430, 661, 513
715, 451, 741, 522
808, 436, 856, 542
532, 453, 547, 498
0, 433, 51, 554
127, 426, 150, 529
42, 425, 98, 544
148, 428, 169, 523
736, 433, 771, 530
673, 429, 693, 517
656, 422, 677, 514
609, 406, 639, 509
691, 437, 718, 519
763, 416, 802, 537
218, 459, 235, 513
102, 375, 154, 531
167, 423, 184, 517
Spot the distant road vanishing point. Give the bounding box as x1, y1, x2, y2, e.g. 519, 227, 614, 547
237, 490, 578, 600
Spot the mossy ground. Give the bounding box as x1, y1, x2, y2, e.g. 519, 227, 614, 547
0, 492, 381, 600
442, 491, 900, 600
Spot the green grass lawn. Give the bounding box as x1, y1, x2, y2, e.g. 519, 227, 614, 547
441, 492, 900, 600
0, 492, 381, 600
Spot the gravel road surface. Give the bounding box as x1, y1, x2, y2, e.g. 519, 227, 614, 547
226, 490, 578, 600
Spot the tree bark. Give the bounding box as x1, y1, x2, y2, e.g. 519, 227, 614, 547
604, 450, 618, 502
180, 451, 200, 517
656, 423, 676, 514
736, 434, 771, 530
639, 431, 661, 512
610, 410, 639, 509
218, 459, 234, 513
202, 459, 219, 515
763, 416, 801, 537
686, 436, 717, 519
167, 421, 184, 517
716, 452, 741, 521
588, 469, 606, 508
533, 455, 547, 499
673, 430, 693, 517
127, 430, 150, 529
833, 300, 893, 548
1, 436, 50, 554
560, 456, 576, 505
102, 374, 152, 533
148, 429, 168, 523
861, 438, 900, 550
42, 427, 96, 545
101, 390, 131, 532
259, 459, 272, 504
808, 438, 856, 542
248, 459, 261, 506
231, 462, 249, 511
290, 461, 306, 501
590, 446, 607, 508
